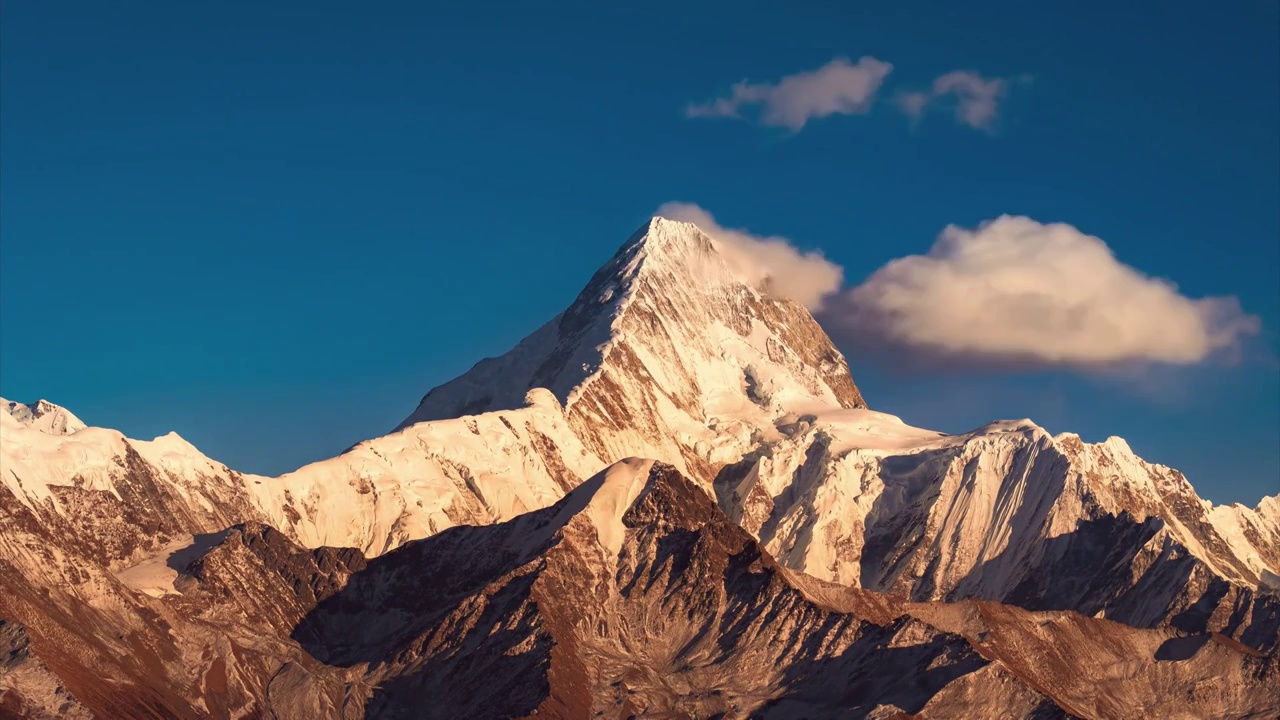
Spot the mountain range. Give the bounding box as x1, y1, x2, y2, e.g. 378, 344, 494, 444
1, 217, 1276, 718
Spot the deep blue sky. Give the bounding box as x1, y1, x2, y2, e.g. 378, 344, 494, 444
3, 1, 1277, 504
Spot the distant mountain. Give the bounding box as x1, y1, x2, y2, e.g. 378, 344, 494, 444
4, 399, 86, 436
1, 217, 1276, 717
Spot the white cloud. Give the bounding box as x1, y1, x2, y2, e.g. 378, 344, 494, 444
840, 216, 1259, 368
686, 57, 893, 131
656, 202, 843, 311
655, 206, 1258, 371
897, 71, 1011, 130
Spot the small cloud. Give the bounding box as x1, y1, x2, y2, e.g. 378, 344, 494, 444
897, 70, 1024, 130
895, 90, 931, 120
656, 202, 843, 311
686, 57, 893, 131
835, 215, 1260, 369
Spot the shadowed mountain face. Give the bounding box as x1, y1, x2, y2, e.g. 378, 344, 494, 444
289, 462, 963, 718
6, 462, 1277, 719
2, 218, 1278, 717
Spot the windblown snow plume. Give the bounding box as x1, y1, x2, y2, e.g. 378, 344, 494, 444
655, 202, 842, 310
840, 215, 1260, 368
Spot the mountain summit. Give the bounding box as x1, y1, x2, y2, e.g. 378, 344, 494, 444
3, 399, 86, 436
401, 216, 864, 482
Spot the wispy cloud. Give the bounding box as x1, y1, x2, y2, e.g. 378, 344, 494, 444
689, 59, 1023, 133
656, 202, 842, 311
685, 57, 893, 131
896, 71, 1018, 130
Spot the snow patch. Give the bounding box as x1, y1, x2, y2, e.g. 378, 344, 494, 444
789, 407, 948, 452
1103, 436, 1135, 455
114, 531, 230, 597
560, 458, 655, 556
524, 387, 562, 412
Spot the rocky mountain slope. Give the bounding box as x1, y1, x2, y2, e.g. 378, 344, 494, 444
717, 410, 1280, 650
2, 216, 1277, 717
399, 217, 866, 484
2, 389, 600, 559
4, 460, 1275, 718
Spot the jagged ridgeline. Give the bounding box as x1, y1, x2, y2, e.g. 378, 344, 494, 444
2, 218, 1277, 718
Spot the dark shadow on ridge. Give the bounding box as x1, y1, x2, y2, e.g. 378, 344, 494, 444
969, 511, 1280, 654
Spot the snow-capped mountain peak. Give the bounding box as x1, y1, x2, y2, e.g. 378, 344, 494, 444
399, 215, 864, 484
2, 398, 87, 436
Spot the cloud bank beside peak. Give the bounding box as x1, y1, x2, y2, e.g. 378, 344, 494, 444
656, 202, 843, 311
838, 216, 1259, 368
660, 205, 1260, 371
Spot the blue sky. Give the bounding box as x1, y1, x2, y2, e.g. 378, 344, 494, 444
3, 1, 1277, 503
